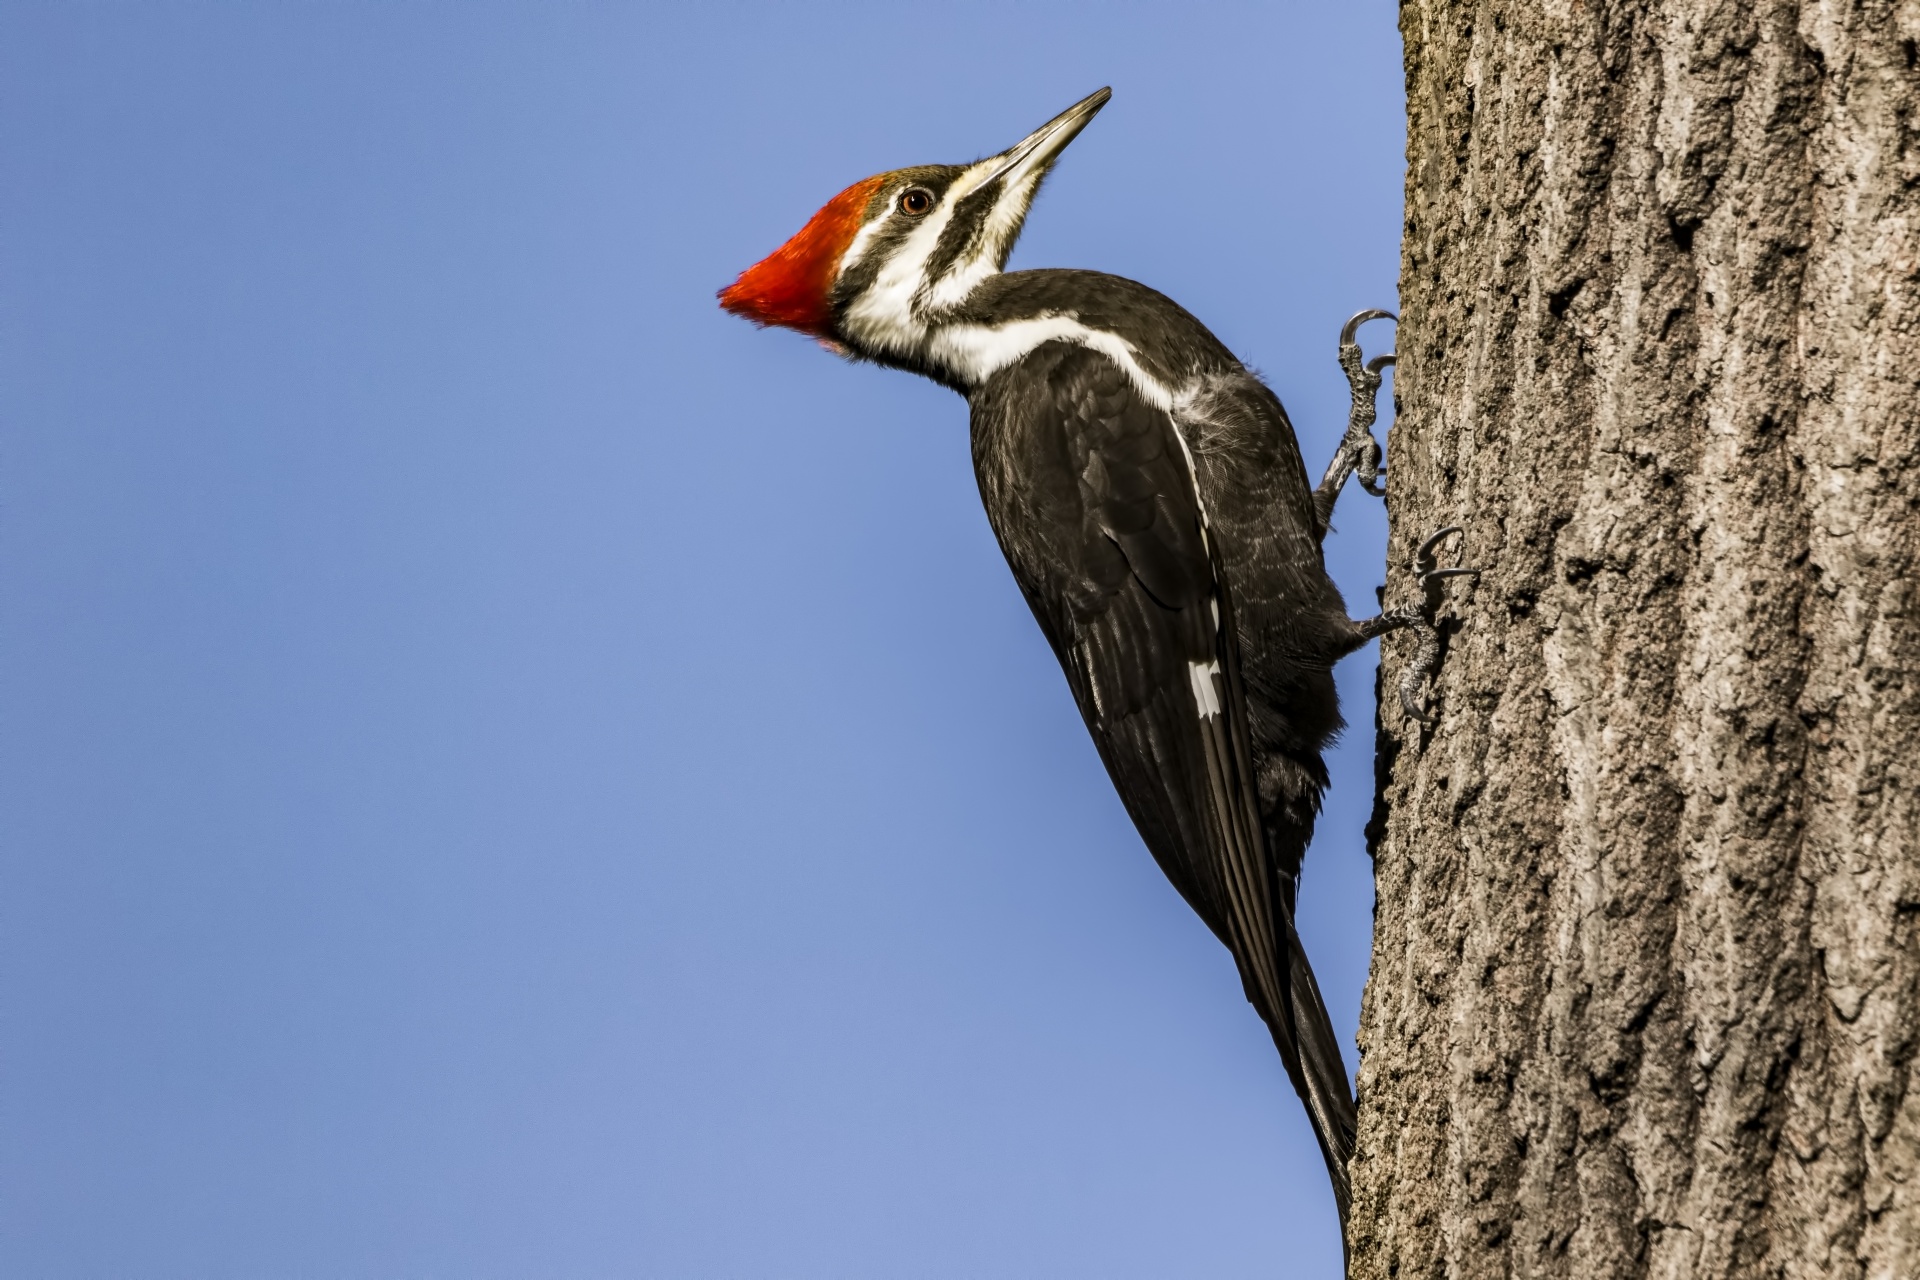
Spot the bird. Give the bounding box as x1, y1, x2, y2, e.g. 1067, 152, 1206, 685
718, 86, 1470, 1237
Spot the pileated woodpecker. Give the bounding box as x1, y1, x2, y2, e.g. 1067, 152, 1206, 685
719, 88, 1469, 1234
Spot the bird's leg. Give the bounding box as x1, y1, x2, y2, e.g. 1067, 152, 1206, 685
1312, 309, 1396, 538
1349, 526, 1479, 725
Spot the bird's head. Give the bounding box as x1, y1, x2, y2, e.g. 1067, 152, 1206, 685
719, 88, 1110, 362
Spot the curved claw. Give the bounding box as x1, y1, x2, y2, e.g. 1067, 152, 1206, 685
1413, 525, 1465, 571
1397, 526, 1480, 726
1317, 310, 1401, 528
1397, 625, 1443, 725
1339, 308, 1398, 348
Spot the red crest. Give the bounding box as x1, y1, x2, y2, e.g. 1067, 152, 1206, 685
718, 175, 887, 336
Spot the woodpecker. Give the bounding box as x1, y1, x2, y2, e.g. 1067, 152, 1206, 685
719, 87, 1470, 1234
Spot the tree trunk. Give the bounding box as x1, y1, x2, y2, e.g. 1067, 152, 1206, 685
1351, 2, 1920, 1277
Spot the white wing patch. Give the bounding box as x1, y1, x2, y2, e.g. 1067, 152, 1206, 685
1188, 658, 1224, 720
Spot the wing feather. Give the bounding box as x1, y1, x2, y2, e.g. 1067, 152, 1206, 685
969, 340, 1356, 1219
971, 346, 1267, 1003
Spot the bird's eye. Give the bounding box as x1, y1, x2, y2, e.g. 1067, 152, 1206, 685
897, 187, 934, 216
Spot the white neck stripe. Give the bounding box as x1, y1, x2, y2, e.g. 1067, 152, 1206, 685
925, 316, 1174, 408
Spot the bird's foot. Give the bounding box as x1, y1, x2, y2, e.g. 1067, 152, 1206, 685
1336, 308, 1395, 499
1354, 526, 1478, 725
1313, 310, 1396, 533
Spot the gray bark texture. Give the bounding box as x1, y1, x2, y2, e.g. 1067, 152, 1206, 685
1352, 2, 1920, 1277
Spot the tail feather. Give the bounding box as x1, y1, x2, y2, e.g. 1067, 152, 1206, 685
1262, 917, 1357, 1235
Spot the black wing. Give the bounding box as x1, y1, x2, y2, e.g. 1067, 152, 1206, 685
969, 341, 1356, 1219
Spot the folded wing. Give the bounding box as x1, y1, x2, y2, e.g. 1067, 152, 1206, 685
969, 340, 1356, 1217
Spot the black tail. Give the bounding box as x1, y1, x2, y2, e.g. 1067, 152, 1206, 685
1264, 916, 1357, 1239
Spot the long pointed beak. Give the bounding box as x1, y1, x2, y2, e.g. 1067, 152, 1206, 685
980, 87, 1111, 189
911, 88, 1112, 310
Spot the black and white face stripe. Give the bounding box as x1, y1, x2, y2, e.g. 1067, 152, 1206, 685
919, 177, 1014, 300
834, 156, 1021, 356
831, 89, 1111, 365
828, 165, 965, 317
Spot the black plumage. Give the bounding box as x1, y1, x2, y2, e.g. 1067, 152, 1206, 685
717, 88, 1433, 1243
969, 325, 1362, 1221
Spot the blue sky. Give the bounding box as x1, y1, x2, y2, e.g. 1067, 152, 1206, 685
1, 4, 1404, 1276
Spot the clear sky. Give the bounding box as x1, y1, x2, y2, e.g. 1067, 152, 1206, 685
1, 4, 1405, 1276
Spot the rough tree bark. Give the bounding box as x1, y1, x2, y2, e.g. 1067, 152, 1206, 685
1349, 2, 1920, 1277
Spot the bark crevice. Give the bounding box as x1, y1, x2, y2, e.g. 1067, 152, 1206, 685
1354, 3, 1920, 1277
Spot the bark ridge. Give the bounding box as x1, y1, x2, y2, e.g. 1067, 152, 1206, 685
1356, 3, 1920, 1277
